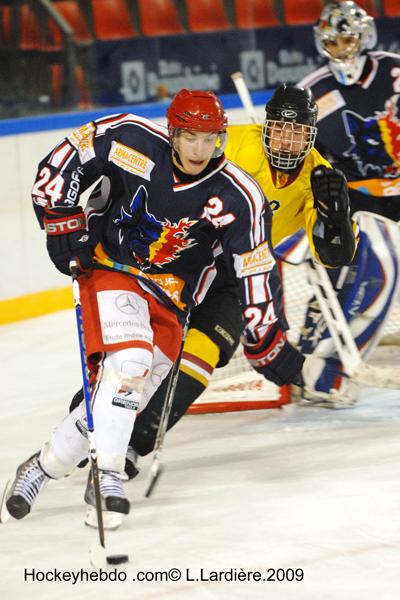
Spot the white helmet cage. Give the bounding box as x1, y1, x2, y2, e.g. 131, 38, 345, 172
262, 84, 318, 171
262, 121, 317, 171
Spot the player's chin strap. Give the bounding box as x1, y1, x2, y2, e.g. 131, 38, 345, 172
306, 259, 400, 389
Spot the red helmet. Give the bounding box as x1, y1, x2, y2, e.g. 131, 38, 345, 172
166, 89, 228, 133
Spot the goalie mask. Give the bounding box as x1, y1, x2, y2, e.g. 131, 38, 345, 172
167, 89, 228, 158
314, 1, 377, 86
262, 84, 318, 172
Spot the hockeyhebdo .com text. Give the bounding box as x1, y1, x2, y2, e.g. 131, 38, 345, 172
23, 567, 305, 584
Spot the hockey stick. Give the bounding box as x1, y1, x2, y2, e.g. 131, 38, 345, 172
144, 318, 190, 498
231, 72, 259, 124
306, 259, 400, 389
231, 71, 400, 391
70, 261, 129, 568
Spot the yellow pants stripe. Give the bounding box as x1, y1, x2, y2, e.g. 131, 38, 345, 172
179, 328, 220, 386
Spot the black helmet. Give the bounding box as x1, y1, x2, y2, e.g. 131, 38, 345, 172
265, 84, 318, 127
263, 83, 318, 171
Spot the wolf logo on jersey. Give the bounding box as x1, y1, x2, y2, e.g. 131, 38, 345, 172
343, 95, 400, 178
114, 185, 197, 267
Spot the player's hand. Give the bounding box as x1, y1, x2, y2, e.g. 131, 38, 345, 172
244, 330, 305, 386
43, 206, 93, 275
311, 166, 350, 226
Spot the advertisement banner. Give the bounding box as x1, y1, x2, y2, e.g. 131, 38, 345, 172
93, 18, 400, 107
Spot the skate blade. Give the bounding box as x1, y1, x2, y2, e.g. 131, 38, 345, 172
89, 543, 107, 569
0, 480, 11, 523
85, 506, 123, 530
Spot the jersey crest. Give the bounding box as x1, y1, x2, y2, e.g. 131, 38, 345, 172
114, 186, 197, 267
343, 94, 400, 178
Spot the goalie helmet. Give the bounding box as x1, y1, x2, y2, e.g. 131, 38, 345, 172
262, 84, 318, 172
166, 89, 228, 157
314, 1, 377, 86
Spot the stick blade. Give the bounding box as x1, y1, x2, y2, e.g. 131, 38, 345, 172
144, 463, 165, 498
89, 543, 107, 569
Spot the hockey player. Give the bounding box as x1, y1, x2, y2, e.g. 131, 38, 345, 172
72, 85, 358, 516
4, 89, 308, 522
296, 1, 400, 404
125, 84, 357, 456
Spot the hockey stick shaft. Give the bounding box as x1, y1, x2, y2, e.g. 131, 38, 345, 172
144, 318, 189, 497
70, 262, 106, 551
231, 71, 259, 124
306, 260, 361, 375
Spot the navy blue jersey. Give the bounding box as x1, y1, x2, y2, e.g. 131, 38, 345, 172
299, 52, 400, 218
32, 113, 285, 346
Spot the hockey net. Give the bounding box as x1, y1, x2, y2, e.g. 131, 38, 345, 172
189, 260, 400, 414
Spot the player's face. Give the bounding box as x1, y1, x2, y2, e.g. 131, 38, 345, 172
268, 121, 308, 155
323, 34, 360, 61
173, 130, 219, 175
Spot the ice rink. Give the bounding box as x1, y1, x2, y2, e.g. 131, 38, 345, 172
1, 309, 400, 600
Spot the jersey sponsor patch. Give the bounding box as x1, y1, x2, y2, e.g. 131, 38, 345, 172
145, 273, 186, 310
68, 122, 96, 163
97, 289, 153, 346
317, 90, 346, 122
233, 241, 275, 278
109, 142, 155, 180
348, 177, 400, 196
112, 396, 140, 411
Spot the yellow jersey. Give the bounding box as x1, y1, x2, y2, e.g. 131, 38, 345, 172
224, 124, 332, 261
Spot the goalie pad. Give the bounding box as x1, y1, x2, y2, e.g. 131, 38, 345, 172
298, 211, 400, 401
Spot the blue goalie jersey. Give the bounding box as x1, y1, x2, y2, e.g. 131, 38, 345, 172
299, 51, 400, 219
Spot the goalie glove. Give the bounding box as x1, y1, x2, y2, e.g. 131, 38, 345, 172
43, 206, 93, 275
311, 166, 350, 227
244, 330, 305, 387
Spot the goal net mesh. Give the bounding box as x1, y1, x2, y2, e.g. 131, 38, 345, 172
190, 260, 400, 413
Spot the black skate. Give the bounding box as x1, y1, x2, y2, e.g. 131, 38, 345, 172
5, 452, 49, 520
125, 446, 140, 481
84, 469, 130, 530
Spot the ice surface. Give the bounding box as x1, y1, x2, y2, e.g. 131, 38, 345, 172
1, 310, 400, 599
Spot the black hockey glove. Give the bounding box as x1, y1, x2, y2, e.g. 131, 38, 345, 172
43, 206, 93, 275
311, 166, 350, 227
244, 330, 305, 387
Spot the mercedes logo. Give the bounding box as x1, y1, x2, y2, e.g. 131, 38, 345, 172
115, 293, 139, 314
